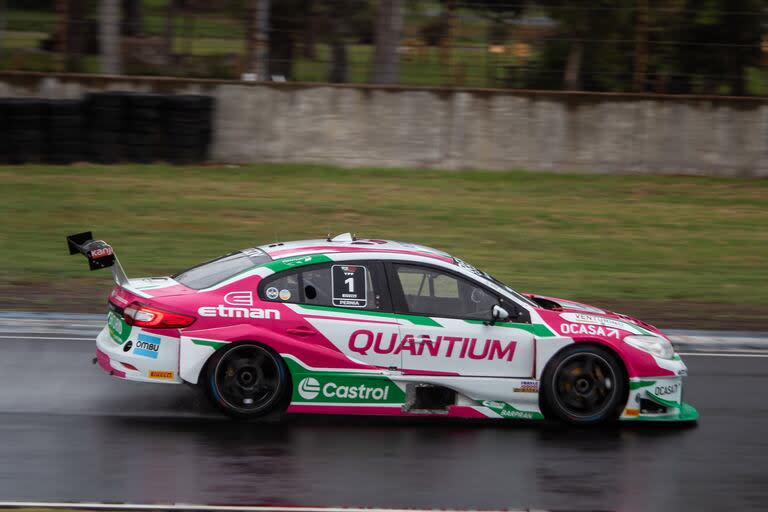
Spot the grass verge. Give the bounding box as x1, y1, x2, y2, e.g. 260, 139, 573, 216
1, 164, 767, 327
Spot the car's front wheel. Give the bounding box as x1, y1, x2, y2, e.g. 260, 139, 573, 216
205, 342, 291, 419
540, 345, 626, 425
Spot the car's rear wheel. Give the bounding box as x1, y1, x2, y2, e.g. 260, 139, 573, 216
540, 345, 626, 425
205, 342, 290, 419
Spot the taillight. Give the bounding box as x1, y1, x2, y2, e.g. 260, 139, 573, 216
123, 302, 195, 329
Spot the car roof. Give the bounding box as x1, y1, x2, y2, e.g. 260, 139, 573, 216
256, 233, 456, 265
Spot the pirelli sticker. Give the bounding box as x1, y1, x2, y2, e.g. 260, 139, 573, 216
332, 264, 367, 308
149, 370, 175, 380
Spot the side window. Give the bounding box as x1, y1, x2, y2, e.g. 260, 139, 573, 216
394, 264, 498, 320
260, 262, 387, 311
262, 273, 300, 303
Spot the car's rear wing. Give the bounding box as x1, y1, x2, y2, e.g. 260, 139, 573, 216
67, 231, 128, 286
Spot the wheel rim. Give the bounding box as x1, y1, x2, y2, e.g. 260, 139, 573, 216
213, 345, 282, 413
552, 352, 617, 419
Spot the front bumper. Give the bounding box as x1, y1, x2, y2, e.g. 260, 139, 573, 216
620, 375, 698, 422
95, 317, 182, 384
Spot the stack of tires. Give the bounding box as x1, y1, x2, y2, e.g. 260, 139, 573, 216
164, 95, 214, 164
0, 92, 215, 165
46, 99, 84, 164
83, 92, 129, 164
2, 99, 45, 164
125, 93, 166, 163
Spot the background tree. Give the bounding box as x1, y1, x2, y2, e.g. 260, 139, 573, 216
99, 0, 121, 74
671, 0, 764, 95
371, 0, 404, 84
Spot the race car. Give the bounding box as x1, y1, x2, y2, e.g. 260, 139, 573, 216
68, 231, 698, 425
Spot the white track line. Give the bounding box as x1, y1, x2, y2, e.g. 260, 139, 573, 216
0, 502, 520, 512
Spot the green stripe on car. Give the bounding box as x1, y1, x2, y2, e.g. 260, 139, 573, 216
463, 319, 555, 336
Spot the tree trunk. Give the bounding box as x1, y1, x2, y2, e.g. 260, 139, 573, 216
439, 0, 457, 84
246, 0, 270, 79
328, 40, 347, 83
121, 0, 142, 37
67, 0, 88, 70
370, 0, 404, 84
163, 0, 175, 69
303, 0, 317, 59
245, 0, 256, 73
0, 0, 7, 62
268, 22, 293, 80
99, 0, 122, 74
632, 0, 649, 92
564, 40, 583, 90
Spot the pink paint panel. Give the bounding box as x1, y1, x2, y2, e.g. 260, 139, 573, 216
96, 348, 127, 379
269, 246, 455, 264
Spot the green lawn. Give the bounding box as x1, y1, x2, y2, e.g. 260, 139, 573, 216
1, 164, 767, 311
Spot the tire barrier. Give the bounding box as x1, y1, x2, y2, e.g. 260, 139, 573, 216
0, 92, 214, 165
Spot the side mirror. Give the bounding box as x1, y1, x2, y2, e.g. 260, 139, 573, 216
487, 304, 509, 325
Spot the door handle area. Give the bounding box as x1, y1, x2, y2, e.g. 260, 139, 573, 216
286, 326, 316, 337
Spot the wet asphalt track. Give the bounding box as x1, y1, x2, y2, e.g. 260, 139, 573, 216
0, 316, 767, 511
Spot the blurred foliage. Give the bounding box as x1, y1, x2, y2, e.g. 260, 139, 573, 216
0, 0, 766, 94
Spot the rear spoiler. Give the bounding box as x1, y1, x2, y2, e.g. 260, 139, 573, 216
67, 231, 128, 286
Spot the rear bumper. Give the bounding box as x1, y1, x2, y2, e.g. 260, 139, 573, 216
96, 324, 182, 384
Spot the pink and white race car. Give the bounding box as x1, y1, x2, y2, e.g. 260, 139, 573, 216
68, 231, 697, 425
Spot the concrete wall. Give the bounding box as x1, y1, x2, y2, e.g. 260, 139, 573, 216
1, 72, 766, 176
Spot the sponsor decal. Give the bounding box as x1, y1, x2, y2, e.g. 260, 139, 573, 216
332, 264, 368, 308
561, 323, 620, 338
123, 340, 133, 352
296, 376, 395, 402
265, 287, 279, 300
224, 291, 253, 306
108, 313, 123, 336
481, 400, 543, 420
198, 305, 280, 320
89, 246, 113, 259
281, 255, 313, 267
513, 380, 539, 393
348, 329, 517, 361
654, 383, 681, 396
149, 370, 175, 380
297, 377, 321, 399
134, 333, 162, 359
107, 311, 131, 344
559, 312, 641, 334
624, 408, 641, 417
279, 289, 292, 301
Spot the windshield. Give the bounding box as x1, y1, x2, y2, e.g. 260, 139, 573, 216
173, 248, 271, 290
454, 258, 538, 308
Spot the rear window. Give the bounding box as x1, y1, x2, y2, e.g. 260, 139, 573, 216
173, 248, 271, 289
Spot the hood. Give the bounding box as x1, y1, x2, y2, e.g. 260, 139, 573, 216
525, 293, 663, 335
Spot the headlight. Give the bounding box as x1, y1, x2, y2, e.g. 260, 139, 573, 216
624, 335, 675, 360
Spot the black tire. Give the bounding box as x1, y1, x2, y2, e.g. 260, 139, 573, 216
205, 342, 291, 419
540, 344, 627, 425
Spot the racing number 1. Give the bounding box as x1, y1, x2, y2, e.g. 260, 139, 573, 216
332, 265, 367, 308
